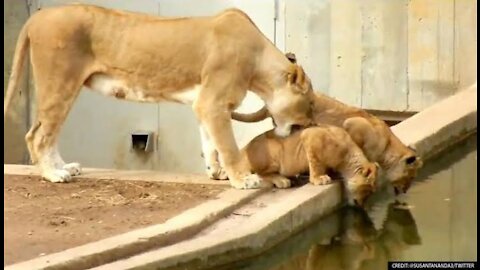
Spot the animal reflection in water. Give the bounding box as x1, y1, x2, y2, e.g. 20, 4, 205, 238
273, 202, 421, 270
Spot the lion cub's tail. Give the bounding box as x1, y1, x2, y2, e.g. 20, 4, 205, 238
4, 23, 30, 117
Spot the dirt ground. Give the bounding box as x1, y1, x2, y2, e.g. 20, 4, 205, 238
4, 174, 226, 265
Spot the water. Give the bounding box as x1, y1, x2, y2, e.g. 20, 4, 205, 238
220, 134, 477, 270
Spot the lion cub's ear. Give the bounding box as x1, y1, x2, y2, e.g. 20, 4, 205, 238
287, 64, 309, 94
405, 155, 423, 168
362, 163, 378, 181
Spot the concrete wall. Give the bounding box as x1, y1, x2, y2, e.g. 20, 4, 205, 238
281, 0, 477, 111
4, 0, 30, 164
4, 0, 477, 172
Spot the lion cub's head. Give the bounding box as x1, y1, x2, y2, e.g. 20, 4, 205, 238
346, 162, 379, 207
383, 139, 423, 195
347, 116, 424, 195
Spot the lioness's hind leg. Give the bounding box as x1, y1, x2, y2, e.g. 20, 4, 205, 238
29, 120, 72, 183
25, 121, 41, 164
29, 65, 87, 182
63, 162, 82, 176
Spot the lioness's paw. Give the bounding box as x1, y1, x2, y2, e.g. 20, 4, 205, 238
206, 165, 228, 180
63, 162, 82, 176
310, 175, 332, 185
42, 169, 72, 183
230, 174, 262, 189
271, 177, 292, 189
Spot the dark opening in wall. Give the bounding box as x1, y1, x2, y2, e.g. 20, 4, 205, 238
366, 109, 417, 127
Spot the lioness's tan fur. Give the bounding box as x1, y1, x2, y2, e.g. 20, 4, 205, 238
242, 125, 378, 206
4, 5, 315, 188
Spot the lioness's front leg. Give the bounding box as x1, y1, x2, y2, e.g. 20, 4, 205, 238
199, 127, 228, 180
194, 105, 262, 189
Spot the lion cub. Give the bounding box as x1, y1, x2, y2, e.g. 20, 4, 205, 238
241, 124, 378, 206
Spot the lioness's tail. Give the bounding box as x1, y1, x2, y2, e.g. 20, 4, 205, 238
231, 105, 270, 122
4, 23, 30, 117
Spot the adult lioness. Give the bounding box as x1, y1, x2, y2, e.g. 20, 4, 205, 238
233, 56, 422, 194
242, 125, 378, 206
4, 5, 315, 189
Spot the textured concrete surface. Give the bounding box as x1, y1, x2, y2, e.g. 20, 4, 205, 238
4, 188, 265, 270
91, 184, 342, 270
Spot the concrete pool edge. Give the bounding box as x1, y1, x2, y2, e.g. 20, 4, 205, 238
90, 184, 343, 270
4, 84, 477, 269
4, 188, 267, 270
392, 83, 477, 162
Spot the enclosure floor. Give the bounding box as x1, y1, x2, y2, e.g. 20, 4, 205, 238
3, 174, 225, 265
3, 164, 231, 186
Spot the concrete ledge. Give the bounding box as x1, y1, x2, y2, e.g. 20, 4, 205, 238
392, 84, 477, 161
91, 184, 343, 270
5, 188, 266, 270
3, 164, 230, 186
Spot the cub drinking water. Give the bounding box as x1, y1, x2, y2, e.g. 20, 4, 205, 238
241, 125, 378, 206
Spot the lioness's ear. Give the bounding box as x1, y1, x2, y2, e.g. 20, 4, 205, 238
287, 64, 297, 85
285, 52, 297, 64
287, 65, 308, 94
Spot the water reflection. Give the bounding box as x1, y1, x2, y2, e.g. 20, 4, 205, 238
216, 202, 421, 270
271, 204, 421, 270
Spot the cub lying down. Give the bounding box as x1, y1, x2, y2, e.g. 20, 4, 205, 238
241, 125, 378, 206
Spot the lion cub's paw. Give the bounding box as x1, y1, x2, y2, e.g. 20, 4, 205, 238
310, 175, 332, 185
230, 174, 263, 189
63, 162, 82, 176
42, 169, 72, 183
271, 177, 292, 189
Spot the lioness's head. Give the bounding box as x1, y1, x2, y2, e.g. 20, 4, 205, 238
346, 162, 378, 207
383, 141, 423, 195
269, 54, 314, 137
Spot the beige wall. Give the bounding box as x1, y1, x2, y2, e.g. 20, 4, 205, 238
4, 0, 30, 164
282, 0, 477, 111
